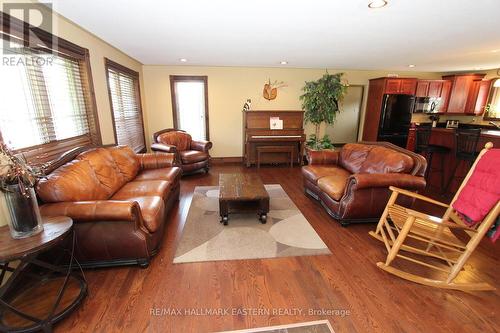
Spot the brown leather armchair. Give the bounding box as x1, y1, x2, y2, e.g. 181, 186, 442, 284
302, 142, 427, 226
36, 145, 182, 268
151, 129, 212, 174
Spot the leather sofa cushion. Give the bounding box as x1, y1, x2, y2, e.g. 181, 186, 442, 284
157, 131, 192, 151
111, 180, 172, 201
339, 143, 372, 174
360, 146, 414, 174
108, 145, 141, 182
134, 167, 182, 183
77, 148, 127, 197
36, 160, 109, 203
302, 165, 351, 184
317, 171, 351, 201
340, 143, 414, 175
179, 150, 209, 164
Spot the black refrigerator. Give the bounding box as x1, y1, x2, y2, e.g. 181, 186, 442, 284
377, 94, 416, 148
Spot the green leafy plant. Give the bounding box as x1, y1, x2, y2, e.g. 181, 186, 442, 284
300, 72, 348, 149
306, 134, 334, 150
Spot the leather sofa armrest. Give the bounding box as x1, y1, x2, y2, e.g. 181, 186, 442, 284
137, 152, 177, 169
190, 140, 212, 152
151, 143, 177, 153
39, 200, 148, 233
307, 149, 339, 165
347, 173, 426, 191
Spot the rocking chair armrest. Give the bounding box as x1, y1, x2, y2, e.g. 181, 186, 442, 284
388, 186, 449, 208
406, 210, 477, 232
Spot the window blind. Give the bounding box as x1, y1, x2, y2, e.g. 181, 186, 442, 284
0, 13, 100, 165
106, 59, 145, 153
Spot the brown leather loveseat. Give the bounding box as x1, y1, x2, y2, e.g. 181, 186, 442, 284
302, 142, 426, 226
151, 129, 212, 174
36, 145, 181, 267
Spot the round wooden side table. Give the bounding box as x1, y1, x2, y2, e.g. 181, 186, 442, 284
0, 216, 87, 333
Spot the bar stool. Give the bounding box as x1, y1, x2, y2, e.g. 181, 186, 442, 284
415, 124, 450, 190
444, 128, 481, 193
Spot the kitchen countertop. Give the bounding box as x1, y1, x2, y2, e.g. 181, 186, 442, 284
430, 127, 500, 138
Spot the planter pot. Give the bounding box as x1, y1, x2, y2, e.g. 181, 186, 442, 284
0, 185, 43, 239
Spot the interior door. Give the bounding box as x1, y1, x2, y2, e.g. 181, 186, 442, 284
325, 85, 364, 144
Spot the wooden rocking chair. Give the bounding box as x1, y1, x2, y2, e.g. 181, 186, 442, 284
369, 142, 499, 291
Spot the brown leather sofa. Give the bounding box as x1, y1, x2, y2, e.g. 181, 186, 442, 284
151, 129, 212, 174
302, 142, 427, 226
36, 145, 181, 268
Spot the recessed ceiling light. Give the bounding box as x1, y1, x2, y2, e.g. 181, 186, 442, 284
408, 64, 416, 68
280, 61, 288, 65
179, 58, 187, 62
368, 0, 388, 9
491, 49, 500, 53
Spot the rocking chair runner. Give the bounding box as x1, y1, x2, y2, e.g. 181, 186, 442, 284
369, 142, 499, 291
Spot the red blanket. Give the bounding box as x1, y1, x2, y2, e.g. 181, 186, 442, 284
452, 149, 500, 241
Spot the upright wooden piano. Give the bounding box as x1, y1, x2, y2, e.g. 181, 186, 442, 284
243, 110, 306, 167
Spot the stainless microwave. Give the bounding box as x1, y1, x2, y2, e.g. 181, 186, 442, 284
413, 97, 441, 114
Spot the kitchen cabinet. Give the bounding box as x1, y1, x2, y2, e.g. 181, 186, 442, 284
415, 80, 445, 98
440, 80, 452, 112
465, 80, 481, 114
385, 79, 401, 94
384, 78, 417, 95
400, 79, 417, 95
442, 74, 486, 114
416, 81, 430, 97
471, 80, 492, 115
362, 78, 386, 141
428, 81, 443, 97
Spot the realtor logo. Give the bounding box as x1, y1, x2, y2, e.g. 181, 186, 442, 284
1, 2, 53, 55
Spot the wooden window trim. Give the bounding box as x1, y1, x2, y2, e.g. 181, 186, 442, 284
2, 11, 87, 60
169, 75, 210, 141
105, 58, 146, 153
0, 11, 102, 163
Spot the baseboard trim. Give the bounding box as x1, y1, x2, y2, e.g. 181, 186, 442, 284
211, 156, 243, 164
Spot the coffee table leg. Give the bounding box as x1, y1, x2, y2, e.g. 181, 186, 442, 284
259, 198, 270, 224
219, 200, 229, 225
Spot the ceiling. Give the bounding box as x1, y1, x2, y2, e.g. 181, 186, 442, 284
46, 0, 500, 71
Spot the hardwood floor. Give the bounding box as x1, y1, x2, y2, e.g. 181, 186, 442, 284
58, 165, 500, 333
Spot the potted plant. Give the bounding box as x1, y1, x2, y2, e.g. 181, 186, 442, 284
300, 72, 348, 151
0, 143, 44, 239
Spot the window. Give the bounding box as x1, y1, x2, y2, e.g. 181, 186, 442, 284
105, 59, 145, 152
170, 76, 209, 141
484, 78, 500, 120
0, 13, 100, 164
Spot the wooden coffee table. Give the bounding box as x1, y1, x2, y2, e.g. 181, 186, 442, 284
219, 173, 270, 225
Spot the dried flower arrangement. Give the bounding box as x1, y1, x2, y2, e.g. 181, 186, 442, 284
0, 143, 43, 196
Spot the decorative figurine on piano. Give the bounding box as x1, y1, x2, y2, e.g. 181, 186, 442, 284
242, 99, 252, 111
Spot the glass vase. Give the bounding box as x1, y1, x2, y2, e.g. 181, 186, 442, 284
1, 185, 43, 239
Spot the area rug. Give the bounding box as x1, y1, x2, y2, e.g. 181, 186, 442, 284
173, 185, 331, 263
214, 320, 334, 333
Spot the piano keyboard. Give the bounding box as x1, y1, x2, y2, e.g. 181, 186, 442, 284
251, 135, 302, 139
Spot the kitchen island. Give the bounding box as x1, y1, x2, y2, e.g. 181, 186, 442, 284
425, 126, 500, 193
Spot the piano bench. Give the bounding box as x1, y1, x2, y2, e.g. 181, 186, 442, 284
257, 145, 294, 168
